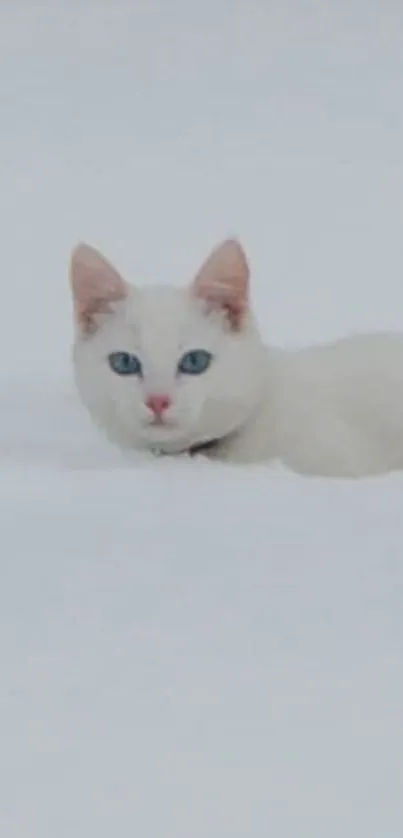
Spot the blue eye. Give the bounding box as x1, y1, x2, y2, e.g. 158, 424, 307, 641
177, 349, 213, 375
108, 352, 142, 376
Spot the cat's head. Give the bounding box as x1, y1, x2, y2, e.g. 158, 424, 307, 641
70, 238, 266, 454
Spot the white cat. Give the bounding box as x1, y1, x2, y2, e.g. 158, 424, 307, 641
70, 238, 403, 477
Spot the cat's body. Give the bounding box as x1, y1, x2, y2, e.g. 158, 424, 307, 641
216, 333, 403, 476
70, 239, 403, 478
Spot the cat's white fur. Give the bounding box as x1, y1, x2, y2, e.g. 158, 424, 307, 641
70, 239, 403, 477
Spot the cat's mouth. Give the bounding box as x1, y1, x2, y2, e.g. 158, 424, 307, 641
148, 416, 172, 427
142, 417, 182, 440
146, 416, 178, 431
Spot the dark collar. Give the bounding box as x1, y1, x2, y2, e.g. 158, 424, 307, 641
188, 437, 220, 456
150, 436, 221, 458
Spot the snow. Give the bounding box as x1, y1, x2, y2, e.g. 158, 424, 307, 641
1, 1, 403, 835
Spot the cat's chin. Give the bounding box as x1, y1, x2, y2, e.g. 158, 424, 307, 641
139, 423, 191, 453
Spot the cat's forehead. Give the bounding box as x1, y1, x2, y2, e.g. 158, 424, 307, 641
123, 285, 217, 345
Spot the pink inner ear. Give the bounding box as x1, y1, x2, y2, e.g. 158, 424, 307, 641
192, 239, 250, 330
70, 243, 128, 331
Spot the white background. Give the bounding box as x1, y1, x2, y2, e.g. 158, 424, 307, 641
0, 1, 402, 835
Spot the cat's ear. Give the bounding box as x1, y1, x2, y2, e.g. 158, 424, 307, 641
191, 238, 250, 330
69, 243, 128, 333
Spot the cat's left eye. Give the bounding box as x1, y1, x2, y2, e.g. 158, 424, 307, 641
108, 351, 142, 376
177, 349, 213, 375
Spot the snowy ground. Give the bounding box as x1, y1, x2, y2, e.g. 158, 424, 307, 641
1, 1, 403, 835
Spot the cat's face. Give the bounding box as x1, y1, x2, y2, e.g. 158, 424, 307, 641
70, 239, 265, 454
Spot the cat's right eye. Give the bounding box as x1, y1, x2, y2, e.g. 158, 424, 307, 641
108, 351, 142, 376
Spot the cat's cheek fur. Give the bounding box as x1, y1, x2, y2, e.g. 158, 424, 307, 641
73, 350, 141, 449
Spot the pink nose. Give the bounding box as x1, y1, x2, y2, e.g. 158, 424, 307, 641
145, 393, 171, 417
